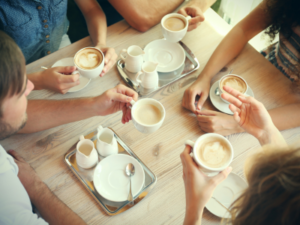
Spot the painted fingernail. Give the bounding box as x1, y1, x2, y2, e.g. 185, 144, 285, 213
127, 97, 132, 102
238, 95, 245, 99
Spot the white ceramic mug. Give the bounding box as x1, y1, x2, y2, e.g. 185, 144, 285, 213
185, 133, 234, 176
135, 61, 159, 89
219, 74, 249, 104
73, 47, 104, 79
130, 98, 165, 133
161, 13, 191, 43
76, 135, 98, 169
96, 125, 118, 157
120, 45, 145, 73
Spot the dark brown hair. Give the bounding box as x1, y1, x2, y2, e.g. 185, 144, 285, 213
0, 31, 25, 113
226, 146, 300, 225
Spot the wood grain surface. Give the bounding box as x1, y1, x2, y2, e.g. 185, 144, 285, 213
1, 9, 300, 225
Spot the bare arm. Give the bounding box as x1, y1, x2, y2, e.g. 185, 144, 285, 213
183, 1, 271, 112
9, 150, 86, 225
19, 85, 138, 133
75, 0, 107, 47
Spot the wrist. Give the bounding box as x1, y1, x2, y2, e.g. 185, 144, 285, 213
184, 205, 204, 225
257, 125, 286, 146
27, 72, 44, 90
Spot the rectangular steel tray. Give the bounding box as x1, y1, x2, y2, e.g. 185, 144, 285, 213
117, 41, 200, 96
64, 128, 157, 216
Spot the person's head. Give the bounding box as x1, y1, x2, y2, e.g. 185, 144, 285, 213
227, 146, 300, 225
0, 31, 34, 140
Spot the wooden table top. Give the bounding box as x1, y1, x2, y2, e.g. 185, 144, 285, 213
1, 9, 300, 225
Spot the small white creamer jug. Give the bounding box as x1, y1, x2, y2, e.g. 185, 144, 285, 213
120, 45, 145, 73
135, 61, 159, 89
96, 126, 118, 157
76, 135, 98, 169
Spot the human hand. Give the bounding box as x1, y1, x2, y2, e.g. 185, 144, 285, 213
197, 109, 244, 136
94, 84, 138, 124
178, 5, 205, 31
38, 66, 80, 94
96, 45, 118, 77
180, 145, 232, 225
7, 150, 45, 204
221, 85, 280, 143
182, 78, 210, 113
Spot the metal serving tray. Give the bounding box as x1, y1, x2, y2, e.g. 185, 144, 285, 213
117, 41, 200, 96
64, 128, 157, 216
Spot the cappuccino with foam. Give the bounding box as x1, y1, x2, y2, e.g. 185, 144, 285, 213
196, 137, 231, 168
220, 75, 247, 94
75, 48, 103, 70
133, 103, 163, 125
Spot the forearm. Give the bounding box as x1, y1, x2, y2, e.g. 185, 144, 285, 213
20, 98, 97, 133
27, 72, 44, 90
32, 181, 85, 225
197, 25, 249, 82
85, 8, 107, 47
184, 207, 203, 225
269, 103, 300, 131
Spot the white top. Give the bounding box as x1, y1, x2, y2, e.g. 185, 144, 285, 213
0, 145, 48, 225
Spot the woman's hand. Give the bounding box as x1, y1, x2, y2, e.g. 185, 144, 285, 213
181, 145, 232, 225
221, 85, 285, 145
182, 77, 211, 113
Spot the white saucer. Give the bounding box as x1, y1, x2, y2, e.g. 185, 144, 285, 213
206, 173, 248, 219
209, 80, 254, 115
52, 57, 91, 93
93, 154, 145, 202
144, 39, 185, 73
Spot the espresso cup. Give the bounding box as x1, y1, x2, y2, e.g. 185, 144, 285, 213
161, 13, 191, 43
120, 45, 145, 73
74, 47, 104, 79
130, 98, 165, 133
185, 133, 234, 176
219, 74, 249, 104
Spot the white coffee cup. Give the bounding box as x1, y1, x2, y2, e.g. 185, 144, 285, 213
130, 98, 165, 133
161, 13, 191, 43
76, 135, 98, 169
219, 74, 249, 104
185, 133, 234, 176
120, 45, 145, 73
135, 61, 159, 89
74, 47, 105, 79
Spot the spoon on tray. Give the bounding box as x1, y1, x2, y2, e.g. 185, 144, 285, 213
125, 163, 135, 206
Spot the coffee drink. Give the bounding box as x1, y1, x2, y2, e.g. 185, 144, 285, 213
133, 103, 163, 125
196, 137, 231, 168
75, 48, 103, 70
164, 17, 186, 31
220, 75, 247, 94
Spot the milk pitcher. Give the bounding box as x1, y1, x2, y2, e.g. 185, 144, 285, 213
96, 125, 118, 157
120, 45, 145, 73
76, 135, 98, 169
135, 61, 159, 89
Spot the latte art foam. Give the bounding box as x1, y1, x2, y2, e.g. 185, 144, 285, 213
75, 48, 103, 70
220, 76, 247, 94
197, 138, 231, 168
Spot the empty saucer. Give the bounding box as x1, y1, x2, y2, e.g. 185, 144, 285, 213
93, 154, 145, 202
209, 80, 254, 115
206, 173, 248, 218
144, 39, 185, 73
52, 57, 91, 93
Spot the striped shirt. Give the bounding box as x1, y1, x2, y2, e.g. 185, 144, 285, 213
261, 26, 300, 82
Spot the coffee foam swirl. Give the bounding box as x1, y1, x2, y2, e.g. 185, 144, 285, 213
75, 49, 102, 70
197, 138, 231, 168
221, 76, 247, 93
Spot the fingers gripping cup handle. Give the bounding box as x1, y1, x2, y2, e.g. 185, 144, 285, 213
186, 16, 192, 23
185, 140, 195, 158
129, 99, 136, 109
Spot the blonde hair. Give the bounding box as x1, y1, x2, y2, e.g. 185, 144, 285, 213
225, 146, 300, 225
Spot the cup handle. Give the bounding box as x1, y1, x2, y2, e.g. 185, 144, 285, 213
135, 71, 143, 84
120, 49, 127, 61
79, 135, 85, 141
186, 16, 192, 23
185, 140, 195, 148
129, 99, 136, 109
97, 125, 103, 133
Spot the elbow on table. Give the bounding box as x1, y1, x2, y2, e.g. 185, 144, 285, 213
128, 15, 157, 32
